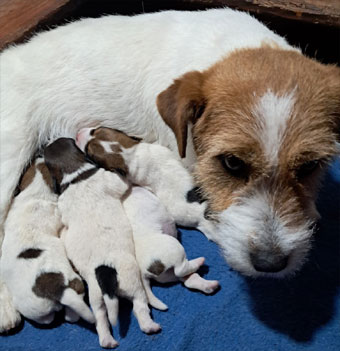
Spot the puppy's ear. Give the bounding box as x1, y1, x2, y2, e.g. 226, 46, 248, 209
156, 71, 206, 158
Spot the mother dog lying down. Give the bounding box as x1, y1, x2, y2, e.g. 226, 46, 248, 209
0, 8, 339, 331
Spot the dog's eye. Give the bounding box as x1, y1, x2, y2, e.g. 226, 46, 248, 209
296, 160, 320, 179
219, 154, 249, 179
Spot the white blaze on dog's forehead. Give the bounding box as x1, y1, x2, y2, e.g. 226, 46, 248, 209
100, 141, 118, 153
61, 163, 96, 186
253, 89, 296, 163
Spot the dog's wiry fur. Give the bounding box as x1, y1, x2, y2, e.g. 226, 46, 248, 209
123, 186, 219, 310
44, 138, 160, 348
1, 157, 94, 325
159, 48, 339, 277
0, 8, 339, 331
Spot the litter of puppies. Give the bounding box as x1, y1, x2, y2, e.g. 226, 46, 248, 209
1, 127, 219, 348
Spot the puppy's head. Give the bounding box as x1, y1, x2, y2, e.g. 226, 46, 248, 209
157, 47, 340, 277
44, 138, 97, 194
76, 127, 140, 175
16, 157, 54, 195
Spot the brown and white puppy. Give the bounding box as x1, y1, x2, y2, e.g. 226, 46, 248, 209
76, 127, 212, 231
44, 138, 160, 348
1, 157, 94, 325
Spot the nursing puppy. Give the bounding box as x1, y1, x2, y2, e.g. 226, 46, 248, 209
1, 9, 340, 331
1, 157, 94, 325
76, 127, 211, 232
123, 186, 219, 310
44, 138, 160, 348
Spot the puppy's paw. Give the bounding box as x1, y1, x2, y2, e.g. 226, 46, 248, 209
203, 280, 220, 294
141, 321, 161, 334
0, 284, 21, 333
99, 335, 119, 349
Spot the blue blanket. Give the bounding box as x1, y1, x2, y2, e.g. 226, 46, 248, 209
1, 157, 339, 351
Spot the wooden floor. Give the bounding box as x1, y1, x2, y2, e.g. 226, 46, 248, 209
0, 0, 76, 50
0, 0, 339, 52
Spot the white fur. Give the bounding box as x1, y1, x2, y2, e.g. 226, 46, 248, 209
254, 90, 296, 163
202, 185, 313, 278
60, 163, 95, 186
0, 8, 297, 330
0, 158, 94, 325
123, 186, 219, 310
58, 166, 160, 348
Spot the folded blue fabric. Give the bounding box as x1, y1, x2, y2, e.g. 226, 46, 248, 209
1, 157, 339, 351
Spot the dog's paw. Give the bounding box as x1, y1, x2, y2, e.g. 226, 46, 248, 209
202, 280, 220, 294
0, 284, 21, 333
99, 335, 119, 349
141, 321, 161, 334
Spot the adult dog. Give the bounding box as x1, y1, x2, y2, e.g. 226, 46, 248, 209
0, 8, 339, 331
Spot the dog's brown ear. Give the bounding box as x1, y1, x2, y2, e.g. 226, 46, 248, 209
156, 71, 206, 158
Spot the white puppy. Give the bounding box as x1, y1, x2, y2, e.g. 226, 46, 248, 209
123, 186, 219, 311
76, 127, 213, 234
44, 138, 160, 348
1, 157, 94, 325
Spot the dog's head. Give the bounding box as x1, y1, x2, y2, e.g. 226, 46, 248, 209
44, 138, 98, 194
157, 47, 340, 277
76, 127, 141, 176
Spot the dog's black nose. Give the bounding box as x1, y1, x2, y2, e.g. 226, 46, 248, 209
250, 252, 288, 273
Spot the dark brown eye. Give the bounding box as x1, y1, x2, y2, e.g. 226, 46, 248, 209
218, 154, 249, 179
296, 160, 320, 179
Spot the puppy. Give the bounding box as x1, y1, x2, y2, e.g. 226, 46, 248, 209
44, 138, 160, 348
76, 127, 211, 232
123, 186, 219, 310
1, 157, 94, 325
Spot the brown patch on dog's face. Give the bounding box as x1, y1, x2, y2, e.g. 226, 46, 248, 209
18, 163, 36, 192
36, 162, 54, 190
84, 127, 140, 175
86, 140, 128, 175
92, 127, 141, 148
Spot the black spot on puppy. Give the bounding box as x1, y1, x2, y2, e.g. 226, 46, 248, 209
95, 265, 118, 299
147, 260, 165, 276
186, 187, 205, 204
32, 272, 66, 301
18, 248, 43, 259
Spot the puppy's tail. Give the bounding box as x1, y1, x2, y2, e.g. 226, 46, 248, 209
60, 288, 95, 324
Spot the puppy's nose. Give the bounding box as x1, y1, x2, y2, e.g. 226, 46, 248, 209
250, 252, 288, 273
76, 128, 92, 151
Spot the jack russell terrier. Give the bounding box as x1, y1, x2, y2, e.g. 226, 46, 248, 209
44, 138, 160, 348
1, 8, 339, 331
